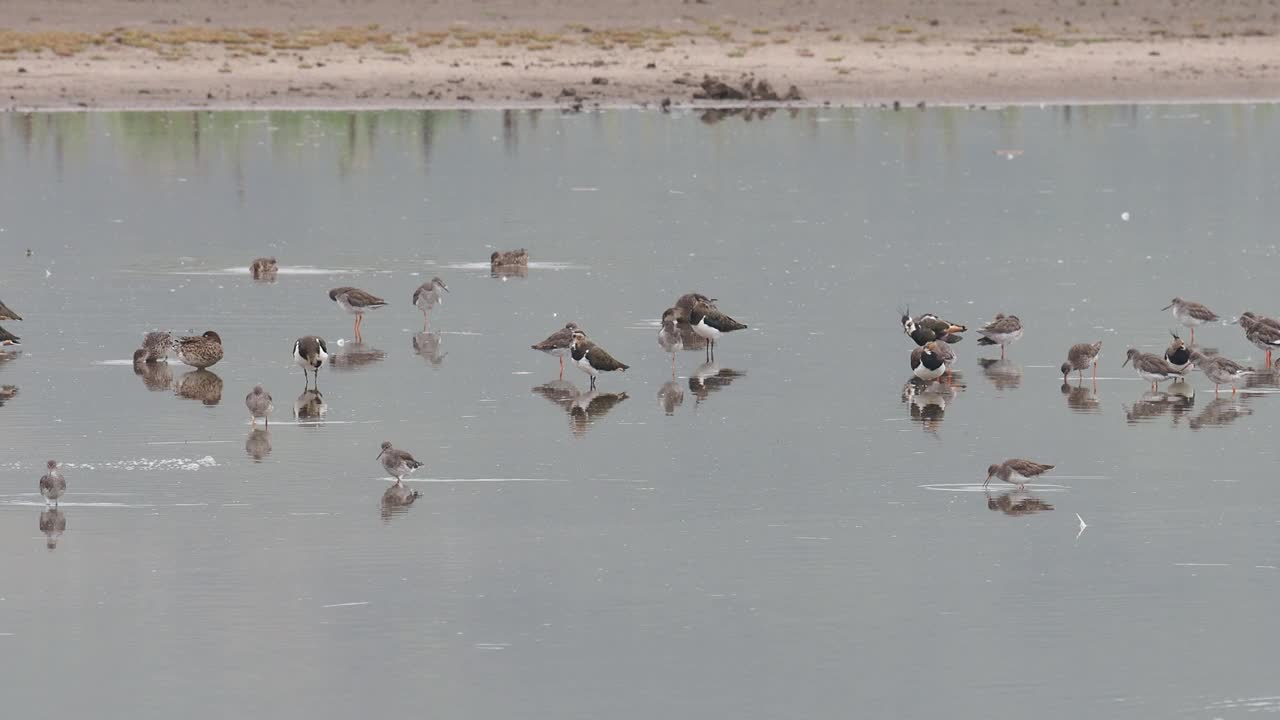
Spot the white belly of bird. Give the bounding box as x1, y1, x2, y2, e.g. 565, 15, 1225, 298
575, 355, 598, 377
988, 329, 1023, 345
692, 319, 720, 341
1006, 471, 1031, 486
913, 362, 946, 382
295, 346, 328, 369
1137, 368, 1169, 384
337, 296, 364, 315
1174, 308, 1204, 326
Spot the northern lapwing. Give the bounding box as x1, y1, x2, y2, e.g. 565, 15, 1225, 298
901, 310, 966, 345
910, 341, 947, 382
569, 330, 629, 390
689, 302, 747, 361
293, 336, 328, 390
1164, 332, 1192, 374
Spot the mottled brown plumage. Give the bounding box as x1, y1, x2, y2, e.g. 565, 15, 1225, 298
382, 479, 423, 507
39, 460, 66, 506
1061, 340, 1102, 381
245, 384, 273, 425
175, 369, 223, 405
140, 331, 172, 362
249, 257, 278, 279
175, 330, 224, 369
984, 459, 1055, 490
675, 293, 717, 313
378, 441, 424, 480
490, 249, 529, 268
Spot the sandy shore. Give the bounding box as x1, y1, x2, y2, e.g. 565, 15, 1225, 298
3, 0, 1280, 110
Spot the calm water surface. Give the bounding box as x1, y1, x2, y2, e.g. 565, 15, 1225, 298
2, 106, 1280, 718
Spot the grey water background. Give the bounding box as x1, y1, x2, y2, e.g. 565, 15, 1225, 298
2, 106, 1280, 718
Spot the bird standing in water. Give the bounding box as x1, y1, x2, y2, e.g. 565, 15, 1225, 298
39, 460, 66, 507
411, 276, 449, 330
245, 384, 273, 426
984, 459, 1055, 491
1162, 297, 1218, 345
1061, 341, 1102, 383
329, 287, 387, 343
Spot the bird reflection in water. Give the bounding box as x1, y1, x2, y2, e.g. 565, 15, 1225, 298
412, 332, 447, 368
531, 379, 629, 437
1125, 380, 1195, 425
1060, 381, 1101, 414
133, 352, 174, 391
490, 264, 528, 279
39, 508, 66, 550
1243, 365, 1280, 391
380, 480, 423, 522
294, 388, 327, 422
688, 360, 746, 405
329, 343, 386, 371
245, 428, 272, 461
977, 358, 1022, 390
174, 369, 223, 405
657, 381, 684, 415
1187, 397, 1253, 430
986, 492, 1055, 517
0, 384, 17, 407
293, 386, 327, 420
902, 374, 965, 433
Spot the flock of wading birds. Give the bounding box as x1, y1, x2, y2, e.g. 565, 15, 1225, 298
904, 296, 1280, 491
1, 250, 750, 514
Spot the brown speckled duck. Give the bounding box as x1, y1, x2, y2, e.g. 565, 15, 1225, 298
175, 330, 224, 369
250, 257, 278, 280
491, 249, 529, 269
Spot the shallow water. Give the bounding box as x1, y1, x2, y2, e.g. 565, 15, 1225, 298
2, 106, 1280, 718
